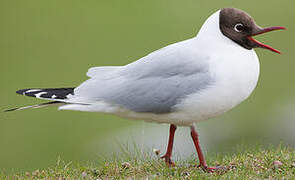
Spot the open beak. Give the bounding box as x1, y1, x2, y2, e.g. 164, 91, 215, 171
247, 26, 286, 54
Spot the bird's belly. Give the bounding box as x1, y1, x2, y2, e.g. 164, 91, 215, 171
172, 81, 257, 125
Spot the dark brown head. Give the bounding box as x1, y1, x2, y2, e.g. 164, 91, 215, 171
219, 8, 285, 54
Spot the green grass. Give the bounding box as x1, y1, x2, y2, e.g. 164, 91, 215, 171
2, 144, 294, 179
0, 0, 294, 170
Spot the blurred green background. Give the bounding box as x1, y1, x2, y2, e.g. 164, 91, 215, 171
0, 0, 294, 173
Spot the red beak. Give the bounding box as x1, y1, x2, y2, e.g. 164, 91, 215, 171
247, 26, 286, 54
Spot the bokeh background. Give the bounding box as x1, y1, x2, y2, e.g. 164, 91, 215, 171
0, 0, 294, 173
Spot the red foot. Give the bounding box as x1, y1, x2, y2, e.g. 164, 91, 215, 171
161, 155, 175, 166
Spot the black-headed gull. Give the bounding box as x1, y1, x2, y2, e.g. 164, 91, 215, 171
7, 8, 285, 172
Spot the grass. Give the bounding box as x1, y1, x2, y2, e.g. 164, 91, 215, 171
1, 144, 294, 179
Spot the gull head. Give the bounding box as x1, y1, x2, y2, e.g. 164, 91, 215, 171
219, 8, 285, 54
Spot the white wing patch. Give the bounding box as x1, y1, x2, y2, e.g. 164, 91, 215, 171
34, 92, 47, 98
24, 89, 42, 94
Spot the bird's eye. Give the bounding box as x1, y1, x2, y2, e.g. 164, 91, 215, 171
234, 23, 244, 32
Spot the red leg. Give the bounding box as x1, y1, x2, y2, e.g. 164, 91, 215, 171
190, 125, 220, 172
161, 124, 177, 166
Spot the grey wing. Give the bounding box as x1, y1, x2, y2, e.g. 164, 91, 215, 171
74, 39, 213, 113
74, 74, 211, 113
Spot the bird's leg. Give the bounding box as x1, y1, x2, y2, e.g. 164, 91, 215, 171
190, 125, 220, 172
161, 124, 177, 166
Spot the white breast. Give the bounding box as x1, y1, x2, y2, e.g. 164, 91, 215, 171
170, 47, 260, 125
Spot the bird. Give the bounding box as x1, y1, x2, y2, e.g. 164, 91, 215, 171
6, 8, 285, 172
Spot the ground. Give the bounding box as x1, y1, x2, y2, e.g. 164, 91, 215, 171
1, 144, 294, 179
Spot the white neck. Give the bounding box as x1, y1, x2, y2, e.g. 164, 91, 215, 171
197, 10, 222, 38
194, 10, 245, 52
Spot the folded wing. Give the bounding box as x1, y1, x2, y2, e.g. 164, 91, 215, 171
73, 39, 213, 113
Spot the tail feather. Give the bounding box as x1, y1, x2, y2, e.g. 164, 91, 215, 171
16, 88, 75, 100
5, 87, 76, 112
4, 101, 63, 112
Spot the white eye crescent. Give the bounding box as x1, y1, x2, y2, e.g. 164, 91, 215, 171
234, 23, 244, 32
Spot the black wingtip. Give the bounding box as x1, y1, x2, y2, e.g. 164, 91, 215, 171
16, 89, 31, 95
16, 88, 75, 99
